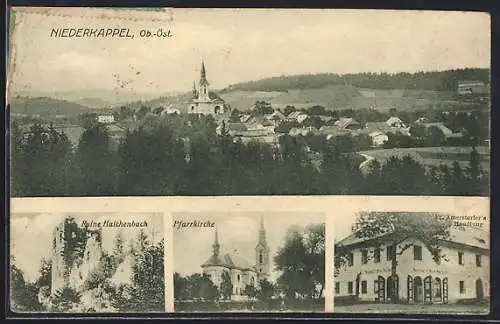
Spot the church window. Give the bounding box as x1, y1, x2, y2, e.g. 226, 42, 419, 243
237, 274, 241, 282
204, 88, 207, 94
259, 252, 263, 264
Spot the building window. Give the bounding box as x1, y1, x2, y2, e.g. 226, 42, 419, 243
237, 274, 240, 282
361, 281, 367, 294
458, 252, 464, 265
347, 252, 354, 266
374, 280, 378, 293
335, 282, 340, 294
387, 245, 395, 261
459, 281, 465, 293
373, 248, 381, 263
414, 245, 423, 260
259, 252, 263, 264
433, 278, 442, 298
361, 250, 368, 264
476, 254, 482, 267
348, 281, 353, 294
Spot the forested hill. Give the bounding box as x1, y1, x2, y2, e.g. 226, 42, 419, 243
221, 68, 490, 93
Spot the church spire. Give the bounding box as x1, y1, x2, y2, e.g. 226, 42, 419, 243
258, 216, 267, 245
212, 228, 220, 256
199, 60, 209, 87
192, 80, 197, 97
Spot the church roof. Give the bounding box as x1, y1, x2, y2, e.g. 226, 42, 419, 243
201, 254, 231, 268
201, 252, 255, 271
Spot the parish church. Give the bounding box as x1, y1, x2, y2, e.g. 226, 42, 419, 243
188, 60, 227, 116
201, 217, 270, 299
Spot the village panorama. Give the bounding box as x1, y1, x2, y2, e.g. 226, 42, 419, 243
9, 62, 490, 197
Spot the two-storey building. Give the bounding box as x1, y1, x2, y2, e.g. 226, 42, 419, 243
334, 226, 489, 304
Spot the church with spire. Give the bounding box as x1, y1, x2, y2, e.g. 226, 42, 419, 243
188, 60, 227, 116
201, 217, 270, 299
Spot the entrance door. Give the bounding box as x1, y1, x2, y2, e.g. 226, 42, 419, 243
424, 276, 433, 304
377, 276, 385, 302
476, 279, 484, 299
413, 276, 423, 303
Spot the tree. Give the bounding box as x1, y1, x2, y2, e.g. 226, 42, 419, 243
284, 105, 296, 116
50, 287, 81, 312
274, 223, 325, 299
464, 146, 482, 195
13, 123, 72, 196
220, 270, 233, 300
243, 284, 257, 299
114, 232, 165, 312
35, 257, 52, 289
257, 278, 276, 300
10, 259, 43, 311
74, 123, 117, 195
340, 212, 453, 302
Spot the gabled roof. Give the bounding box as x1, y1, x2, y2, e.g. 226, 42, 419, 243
335, 117, 359, 129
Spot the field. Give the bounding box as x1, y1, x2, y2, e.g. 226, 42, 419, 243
357, 146, 490, 171
219, 85, 457, 112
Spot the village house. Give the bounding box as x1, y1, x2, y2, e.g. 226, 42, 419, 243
368, 131, 389, 147
334, 117, 362, 130
385, 116, 406, 128
97, 114, 115, 124
286, 111, 310, 124
334, 226, 489, 304
457, 81, 489, 96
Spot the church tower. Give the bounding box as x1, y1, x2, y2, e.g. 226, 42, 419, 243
255, 216, 270, 280
198, 60, 210, 102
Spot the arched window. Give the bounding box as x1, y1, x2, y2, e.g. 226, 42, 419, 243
237, 274, 241, 282
259, 252, 263, 264
433, 278, 442, 301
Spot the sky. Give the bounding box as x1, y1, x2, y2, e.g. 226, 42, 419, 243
10, 212, 163, 282
8, 8, 490, 97
173, 211, 325, 281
